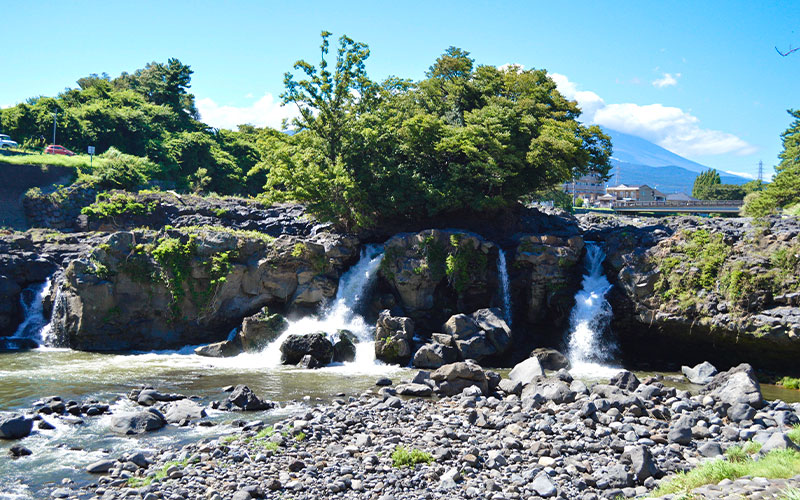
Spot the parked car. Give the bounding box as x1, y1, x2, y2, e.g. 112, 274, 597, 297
44, 145, 75, 156
0, 134, 19, 149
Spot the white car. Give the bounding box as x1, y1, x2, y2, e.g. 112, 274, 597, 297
0, 134, 19, 149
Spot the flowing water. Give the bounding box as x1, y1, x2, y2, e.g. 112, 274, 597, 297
497, 249, 512, 326
0, 245, 405, 497
10, 279, 50, 343
566, 243, 623, 379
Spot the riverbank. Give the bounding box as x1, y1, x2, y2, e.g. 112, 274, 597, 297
24, 362, 799, 500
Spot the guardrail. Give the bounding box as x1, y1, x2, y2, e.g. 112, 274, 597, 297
613, 199, 743, 213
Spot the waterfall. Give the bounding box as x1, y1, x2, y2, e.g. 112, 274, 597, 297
11, 278, 51, 344
497, 249, 512, 326
261, 244, 384, 368
566, 243, 620, 377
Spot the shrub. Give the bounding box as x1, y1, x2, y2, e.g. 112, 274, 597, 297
391, 446, 433, 468
94, 147, 158, 190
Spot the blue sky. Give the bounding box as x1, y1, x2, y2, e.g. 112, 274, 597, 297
1, 0, 798, 178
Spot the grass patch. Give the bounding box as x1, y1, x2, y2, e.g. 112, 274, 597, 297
391, 446, 433, 468
81, 192, 158, 219
0, 153, 106, 169
788, 425, 800, 444
779, 487, 800, 500
779, 377, 800, 390
651, 449, 800, 497
174, 225, 276, 243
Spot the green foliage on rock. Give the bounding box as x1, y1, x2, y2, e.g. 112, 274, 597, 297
267, 32, 611, 228
445, 234, 487, 294
81, 192, 158, 219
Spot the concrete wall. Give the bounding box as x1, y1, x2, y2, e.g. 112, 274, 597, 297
0, 164, 75, 229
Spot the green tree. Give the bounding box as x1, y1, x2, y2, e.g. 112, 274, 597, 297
692, 169, 721, 199
744, 109, 800, 216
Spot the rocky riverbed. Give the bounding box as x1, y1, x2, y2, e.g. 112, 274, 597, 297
17, 360, 798, 500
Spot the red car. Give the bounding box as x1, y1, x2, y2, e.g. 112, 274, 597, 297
45, 145, 75, 156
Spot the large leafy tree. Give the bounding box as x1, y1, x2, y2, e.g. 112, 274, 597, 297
692, 169, 721, 199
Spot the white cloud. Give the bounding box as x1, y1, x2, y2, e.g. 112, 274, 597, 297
550, 73, 756, 157
652, 72, 680, 88
724, 170, 756, 180
196, 93, 298, 130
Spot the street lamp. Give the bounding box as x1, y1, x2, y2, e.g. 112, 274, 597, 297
52, 110, 58, 145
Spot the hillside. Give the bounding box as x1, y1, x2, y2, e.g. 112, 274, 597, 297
604, 129, 752, 193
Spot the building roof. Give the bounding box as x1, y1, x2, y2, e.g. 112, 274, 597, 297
666, 192, 698, 201
606, 184, 637, 191
598, 194, 615, 200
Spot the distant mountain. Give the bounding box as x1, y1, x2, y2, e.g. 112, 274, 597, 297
603, 129, 752, 194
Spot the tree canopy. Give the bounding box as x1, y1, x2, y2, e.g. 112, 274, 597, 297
1, 33, 614, 228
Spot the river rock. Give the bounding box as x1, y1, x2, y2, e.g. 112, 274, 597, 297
9, 444, 32, 457
430, 361, 488, 396
681, 361, 718, 385
0, 414, 33, 440
332, 330, 357, 363
530, 347, 570, 370
412, 342, 457, 369
280, 333, 334, 366
624, 445, 660, 482
508, 356, 544, 385
86, 459, 116, 473
164, 399, 207, 423
667, 415, 693, 445
530, 472, 557, 497
222, 385, 275, 411
109, 409, 166, 435
374, 310, 414, 365
610, 370, 641, 391
195, 338, 243, 358
521, 378, 575, 404
395, 383, 433, 397
443, 308, 511, 363
239, 309, 288, 351
760, 432, 800, 454
702, 363, 764, 409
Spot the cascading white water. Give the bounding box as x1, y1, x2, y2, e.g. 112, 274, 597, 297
261, 244, 385, 369
566, 243, 621, 378
11, 278, 51, 344
497, 249, 512, 326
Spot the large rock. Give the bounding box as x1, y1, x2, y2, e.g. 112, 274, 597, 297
332, 330, 357, 363
374, 310, 414, 365
610, 370, 641, 392
0, 414, 34, 440
701, 363, 764, 409
521, 378, 575, 404
280, 333, 334, 366
431, 361, 489, 396
239, 309, 288, 351
194, 338, 243, 358
164, 400, 207, 423
222, 385, 275, 411
109, 410, 166, 435
508, 357, 545, 385
624, 445, 660, 483
681, 361, 718, 385
530, 347, 570, 371
412, 342, 458, 369
442, 308, 512, 363
0, 337, 39, 353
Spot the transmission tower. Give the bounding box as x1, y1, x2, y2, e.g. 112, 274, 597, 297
757, 161, 764, 184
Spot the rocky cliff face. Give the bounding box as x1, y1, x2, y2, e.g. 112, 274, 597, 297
49, 226, 359, 351
582, 214, 800, 370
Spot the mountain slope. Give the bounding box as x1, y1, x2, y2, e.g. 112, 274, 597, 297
603, 129, 752, 193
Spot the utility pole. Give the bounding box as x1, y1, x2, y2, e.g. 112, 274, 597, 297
52, 110, 58, 145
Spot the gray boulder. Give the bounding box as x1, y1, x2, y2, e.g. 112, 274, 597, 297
521, 378, 575, 404
681, 361, 718, 385
702, 363, 764, 409
412, 342, 458, 369
667, 415, 693, 445
222, 385, 275, 411
530, 347, 570, 371
194, 338, 243, 358
0, 414, 34, 440
431, 361, 488, 396
280, 332, 334, 366
395, 383, 433, 397
109, 410, 166, 435
760, 432, 800, 455
610, 370, 641, 392
624, 445, 660, 483
332, 330, 357, 363
443, 308, 511, 363
530, 473, 557, 497
239, 309, 288, 351
374, 310, 414, 365
727, 402, 756, 423
164, 400, 207, 423
85, 459, 116, 473
508, 357, 544, 385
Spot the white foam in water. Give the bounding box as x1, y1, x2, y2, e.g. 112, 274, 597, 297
566, 243, 623, 379
257, 244, 390, 372
497, 249, 512, 326
11, 278, 51, 343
